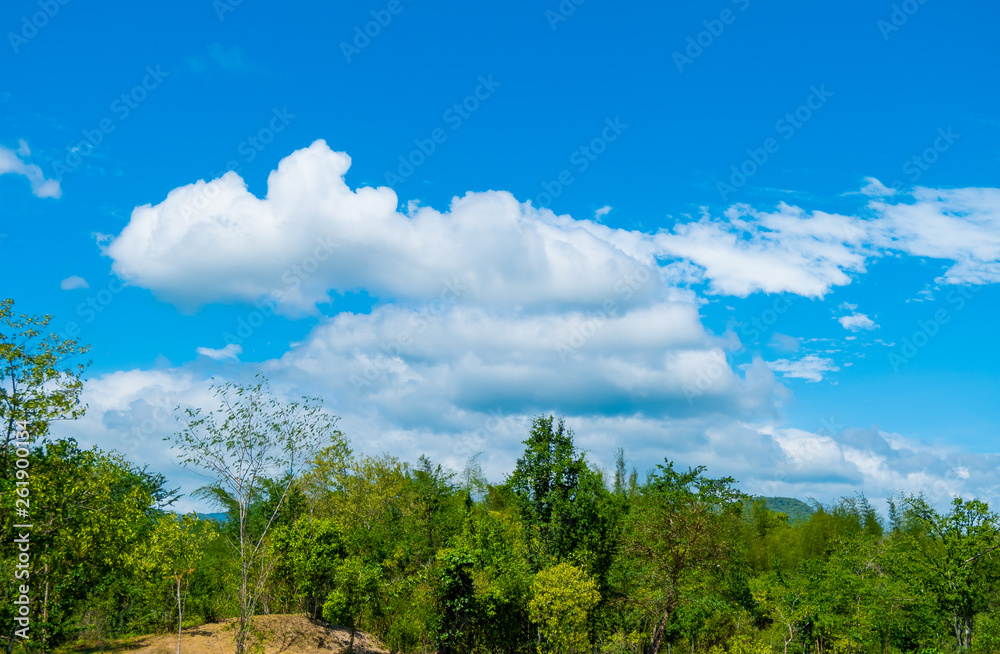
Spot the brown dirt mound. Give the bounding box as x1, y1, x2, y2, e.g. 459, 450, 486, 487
116, 615, 388, 654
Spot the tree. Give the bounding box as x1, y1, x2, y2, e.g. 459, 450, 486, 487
434, 509, 534, 654
435, 544, 479, 654
1, 300, 90, 652
1, 439, 175, 651
269, 517, 345, 617
0, 297, 89, 480
529, 562, 600, 654
300, 438, 352, 512
315, 453, 410, 559
897, 496, 1000, 651
322, 556, 381, 653
750, 572, 808, 654
621, 461, 745, 654
170, 375, 341, 654
506, 415, 589, 565
411, 454, 458, 558
135, 515, 215, 654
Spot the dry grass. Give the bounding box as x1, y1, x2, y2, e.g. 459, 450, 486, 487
61, 615, 388, 654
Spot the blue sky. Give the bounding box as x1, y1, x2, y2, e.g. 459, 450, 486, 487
3, 0, 999, 510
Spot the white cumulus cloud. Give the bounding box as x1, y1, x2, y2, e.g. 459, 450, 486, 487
103, 140, 661, 315
264, 300, 779, 422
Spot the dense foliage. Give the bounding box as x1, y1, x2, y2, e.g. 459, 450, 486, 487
4, 415, 1000, 654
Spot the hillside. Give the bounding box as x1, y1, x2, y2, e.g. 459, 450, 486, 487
760, 496, 815, 524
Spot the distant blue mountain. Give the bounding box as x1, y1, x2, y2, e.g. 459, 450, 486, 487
195, 512, 229, 522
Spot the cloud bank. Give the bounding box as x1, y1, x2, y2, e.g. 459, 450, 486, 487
59, 366, 999, 513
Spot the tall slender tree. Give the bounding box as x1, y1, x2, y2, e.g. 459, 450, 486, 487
507, 415, 588, 565
170, 375, 341, 654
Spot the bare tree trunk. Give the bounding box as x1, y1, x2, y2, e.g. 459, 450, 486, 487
953, 613, 973, 651
176, 577, 183, 654
42, 564, 49, 623
236, 504, 250, 654
648, 608, 672, 654
41, 563, 50, 653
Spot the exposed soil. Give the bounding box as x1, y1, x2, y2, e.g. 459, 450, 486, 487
67, 615, 389, 654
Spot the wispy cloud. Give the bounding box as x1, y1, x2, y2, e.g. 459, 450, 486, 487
195, 343, 243, 360
858, 176, 896, 197
0, 139, 61, 198
838, 312, 878, 331
60, 275, 89, 290
768, 354, 839, 382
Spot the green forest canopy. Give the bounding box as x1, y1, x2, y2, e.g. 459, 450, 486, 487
3, 414, 1000, 654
